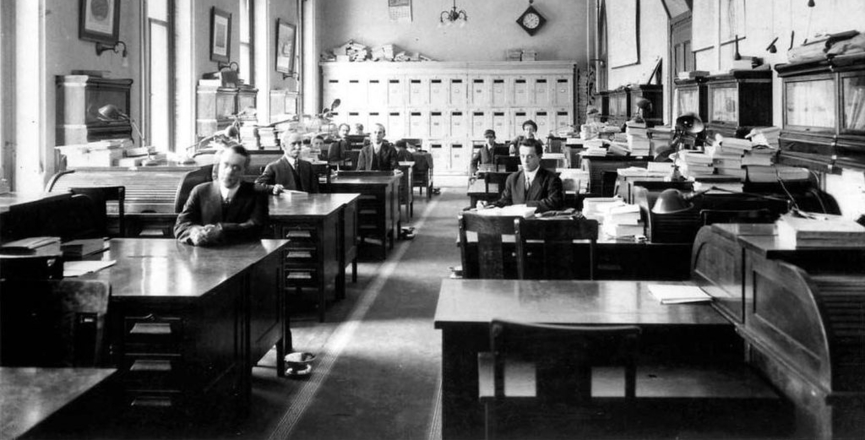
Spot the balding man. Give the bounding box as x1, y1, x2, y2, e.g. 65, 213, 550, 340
175, 144, 268, 245
356, 123, 398, 171
255, 132, 320, 194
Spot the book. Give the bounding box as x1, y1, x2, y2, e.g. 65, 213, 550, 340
648, 284, 712, 304
1, 236, 61, 254
61, 238, 108, 259
776, 213, 865, 248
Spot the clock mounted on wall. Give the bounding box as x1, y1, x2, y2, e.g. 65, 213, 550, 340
516, 0, 546, 36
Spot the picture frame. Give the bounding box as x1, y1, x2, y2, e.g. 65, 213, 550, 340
276, 19, 297, 76
210, 7, 232, 63
79, 0, 120, 44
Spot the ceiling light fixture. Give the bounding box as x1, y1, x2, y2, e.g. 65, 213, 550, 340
439, 0, 467, 28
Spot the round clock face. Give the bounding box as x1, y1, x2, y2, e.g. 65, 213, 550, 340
522, 13, 540, 29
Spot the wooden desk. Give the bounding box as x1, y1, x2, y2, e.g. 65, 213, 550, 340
580, 155, 650, 197
0, 367, 116, 439
86, 238, 287, 414
269, 193, 360, 324
325, 175, 399, 260
0, 192, 75, 239
397, 162, 414, 219
466, 180, 499, 207
434, 279, 738, 440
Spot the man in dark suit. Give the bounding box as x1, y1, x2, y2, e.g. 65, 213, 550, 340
255, 132, 320, 194
479, 138, 563, 213
175, 144, 268, 245
470, 129, 508, 174
508, 119, 544, 156
327, 123, 351, 166
356, 123, 398, 171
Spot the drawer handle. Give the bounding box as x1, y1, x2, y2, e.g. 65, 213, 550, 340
287, 251, 312, 259
286, 231, 312, 238
130, 359, 172, 372
130, 322, 172, 335
131, 396, 173, 408
287, 272, 313, 280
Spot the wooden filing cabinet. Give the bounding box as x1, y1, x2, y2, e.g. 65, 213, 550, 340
704, 70, 772, 139
196, 84, 258, 138
629, 84, 664, 127
56, 75, 133, 145
326, 175, 399, 261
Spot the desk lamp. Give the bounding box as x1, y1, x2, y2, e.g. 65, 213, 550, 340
653, 112, 705, 180
632, 98, 653, 124
98, 104, 158, 166
651, 189, 694, 214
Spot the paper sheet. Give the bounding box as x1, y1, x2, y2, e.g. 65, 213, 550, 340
64, 260, 116, 277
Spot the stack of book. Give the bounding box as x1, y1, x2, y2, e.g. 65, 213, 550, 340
745, 127, 781, 149
240, 123, 259, 150
747, 165, 810, 183
61, 238, 107, 259
679, 150, 714, 178
742, 146, 775, 166
648, 125, 674, 156
608, 141, 631, 156
709, 143, 746, 179
582, 197, 624, 221
625, 121, 650, 156
692, 175, 744, 193
599, 203, 644, 239
581, 145, 608, 157
777, 213, 865, 248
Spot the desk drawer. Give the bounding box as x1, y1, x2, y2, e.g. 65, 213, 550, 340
280, 224, 318, 244
122, 356, 182, 391
286, 269, 317, 288
284, 248, 317, 265
123, 315, 183, 352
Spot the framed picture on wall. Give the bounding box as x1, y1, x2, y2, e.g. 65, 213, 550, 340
210, 7, 232, 63
79, 0, 120, 44
276, 19, 297, 76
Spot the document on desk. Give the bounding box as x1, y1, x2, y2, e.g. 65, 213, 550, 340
648, 284, 712, 304
64, 260, 116, 277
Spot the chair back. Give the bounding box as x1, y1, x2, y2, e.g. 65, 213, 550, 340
494, 155, 519, 172
514, 217, 598, 280
700, 208, 774, 225
69, 186, 126, 237
540, 158, 559, 170
0, 278, 110, 367
458, 212, 519, 279
0, 254, 64, 280
483, 172, 510, 198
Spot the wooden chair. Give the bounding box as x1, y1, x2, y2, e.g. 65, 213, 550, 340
494, 155, 519, 172
69, 186, 126, 237
0, 278, 110, 367
700, 208, 775, 225
411, 152, 433, 199
514, 217, 599, 280
483, 171, 510, 199
458, 212, 519, 279
0, 254, 64, 280
478, 319, 641, 440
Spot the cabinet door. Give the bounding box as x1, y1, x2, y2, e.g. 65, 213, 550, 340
533, 78, 550, 106
388, 111, 405, 139
430, 79, 448, 107
511, 109, 529, 139
347, 111, 365, 132
368, 112, 382, 130
430, 111, 446, 138
471, 78, 489, 106
471, 111, 488, 138
534, 110, 551, 136
430, 141, 449, 171
450, 143, 467, 173
450, 111, 466, 138
368, 79, 386, 107
409, 79, 428, 106
492, 79, 507, 107
324, 79, 343, 109
492, 111, 508, 138
450, 78, 467, 106
554, 109, 572, 133
346, 79, 364, 109
555, 77, 572, 106
512, 78, 530, 107
409, 110, 427, 138
842, 74, 865, 134
387, 79, 405, 106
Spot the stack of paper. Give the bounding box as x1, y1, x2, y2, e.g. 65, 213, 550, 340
64, 260, 117, 277
600, 203, 644, 238
747, 165, 810, 183
648, 284, 712, 304
475, 204, 536, 218
679, 150, 714, 178
776, 213, 865, 248
625, 121, 650, 156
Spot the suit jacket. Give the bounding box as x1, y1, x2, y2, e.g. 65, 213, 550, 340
328, 139, 349, 164
470, 143, 507, 172
493, 167, 564, 213
254, 157, 320, 193
508, 135, 544, 155
356, 141, 398, 171
174, 181, 268, 243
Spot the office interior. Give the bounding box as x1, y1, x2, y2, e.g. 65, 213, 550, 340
2, 0, 865, 439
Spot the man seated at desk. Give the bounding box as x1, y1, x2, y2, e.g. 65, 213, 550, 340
395, 139, 415, 162
175, 144, 267, 246
356, 123, 398, 172
508, 119, 543, 156
478, 138, 563, 213
470, 129, 507, 175
255, 132, 320, 194
327, 123, 351, 166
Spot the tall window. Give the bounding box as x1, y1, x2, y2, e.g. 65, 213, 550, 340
693, 0, 746, 71
239, 0, 253, 84
146, 0, 173, 151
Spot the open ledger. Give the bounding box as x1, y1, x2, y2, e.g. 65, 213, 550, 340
648, 284, 712, 304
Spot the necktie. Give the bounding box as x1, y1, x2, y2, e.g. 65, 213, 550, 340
525, 175, 531, 191
289, 161, 302, 190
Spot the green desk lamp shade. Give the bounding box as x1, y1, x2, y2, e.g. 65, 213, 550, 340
652, 189, 694, 214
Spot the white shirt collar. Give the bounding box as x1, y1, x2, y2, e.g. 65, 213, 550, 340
524, 167, 539, 183
220, 184, 239, 203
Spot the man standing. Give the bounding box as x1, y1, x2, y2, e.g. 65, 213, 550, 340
175, 144, 268, 245
356, 123, 398, 171
479, 138, 563, 213
255, 132, 320, 194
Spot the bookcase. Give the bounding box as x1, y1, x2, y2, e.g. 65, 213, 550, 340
704, 70, 772, 139
56, 75, 133, 145
775, 54, 865, 172
321, 61, 577, 175
196, 84, 258, 138
629, 84, 663, 127
605, 87, 631, 128
673, 77, 708, 122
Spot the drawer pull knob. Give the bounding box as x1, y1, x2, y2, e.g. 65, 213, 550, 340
130, 322, 172, 335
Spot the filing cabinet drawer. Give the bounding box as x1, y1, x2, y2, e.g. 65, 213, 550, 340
286, 269, 317, 288
280, 224, 317, 244
123, 315, 183, 353
122, 356, 182, 391
284, 248, 317, 266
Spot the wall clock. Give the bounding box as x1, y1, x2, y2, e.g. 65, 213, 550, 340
516, 1, 546, 36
